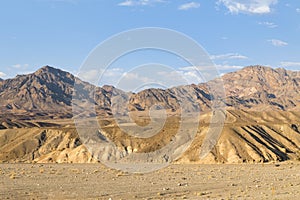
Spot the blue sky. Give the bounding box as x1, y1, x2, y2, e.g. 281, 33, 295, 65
0, 0, 300, 88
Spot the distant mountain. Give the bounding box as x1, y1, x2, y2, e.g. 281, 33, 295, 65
0, 66, 113, 118
0, 65, 299, 122
0, 66, 77, 116
219, 65, 300, 110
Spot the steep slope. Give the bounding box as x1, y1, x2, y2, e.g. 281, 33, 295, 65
1, 111, 300, 164
0, 66, 76, 114
218, 65, 300, 110
181, 110, 300, 163
0, 66, 115, 119
0, 128, 95, 163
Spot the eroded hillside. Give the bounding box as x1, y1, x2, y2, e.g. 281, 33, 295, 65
1, 110, 300, 164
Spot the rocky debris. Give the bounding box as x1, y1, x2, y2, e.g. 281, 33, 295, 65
178, 183, 188, 187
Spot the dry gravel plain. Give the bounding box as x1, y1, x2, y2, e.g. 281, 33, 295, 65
1, 163, 300, 200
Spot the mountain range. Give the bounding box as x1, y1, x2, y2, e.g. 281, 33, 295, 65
0, 65, 299, 121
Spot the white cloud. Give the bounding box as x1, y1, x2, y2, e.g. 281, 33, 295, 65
280, 62, 300, 67
258, 21, 278, 28
178, 2, 200, 10
12, 64, 22, 68
159, 69, 204, 84
179, 65, 243, 81
118, 71, 165, 91
0, 72, 6, 78
122, 72, 153, 82
217, 0, 277, 14
179, 65, 219, 71
102, 68, 123, 77
12, 64, 29, 69
268, 39, 288, 47
79, 68, 125, 85
210, 53, 248, 60
118, 0, 166, 7
215, 64, 243, 71
180, 65, 243, 73
118, 0, 135, 6
296, 8, 300, 13
79, 69, 99, 83
181, 70, 203, 82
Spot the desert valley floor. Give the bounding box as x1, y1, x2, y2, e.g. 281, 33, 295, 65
1, 163, 300, 199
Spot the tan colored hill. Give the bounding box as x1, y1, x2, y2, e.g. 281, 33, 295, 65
183, 110, 300, 163
1, 110, 300, 164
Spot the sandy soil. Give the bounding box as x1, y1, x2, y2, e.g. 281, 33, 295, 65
1, 163, 300, 199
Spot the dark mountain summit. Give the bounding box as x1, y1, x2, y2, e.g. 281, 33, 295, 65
0, 66, 76, 113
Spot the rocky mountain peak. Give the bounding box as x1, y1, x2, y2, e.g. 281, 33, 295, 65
0, 66, 78, 114
33, 65, 74, 81
220, 65, 300, 110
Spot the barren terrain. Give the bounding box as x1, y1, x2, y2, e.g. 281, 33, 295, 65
1, 163, 300, 199
1, 110, 300, 164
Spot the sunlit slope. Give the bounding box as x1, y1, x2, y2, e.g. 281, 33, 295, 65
1, 110, 299, 164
